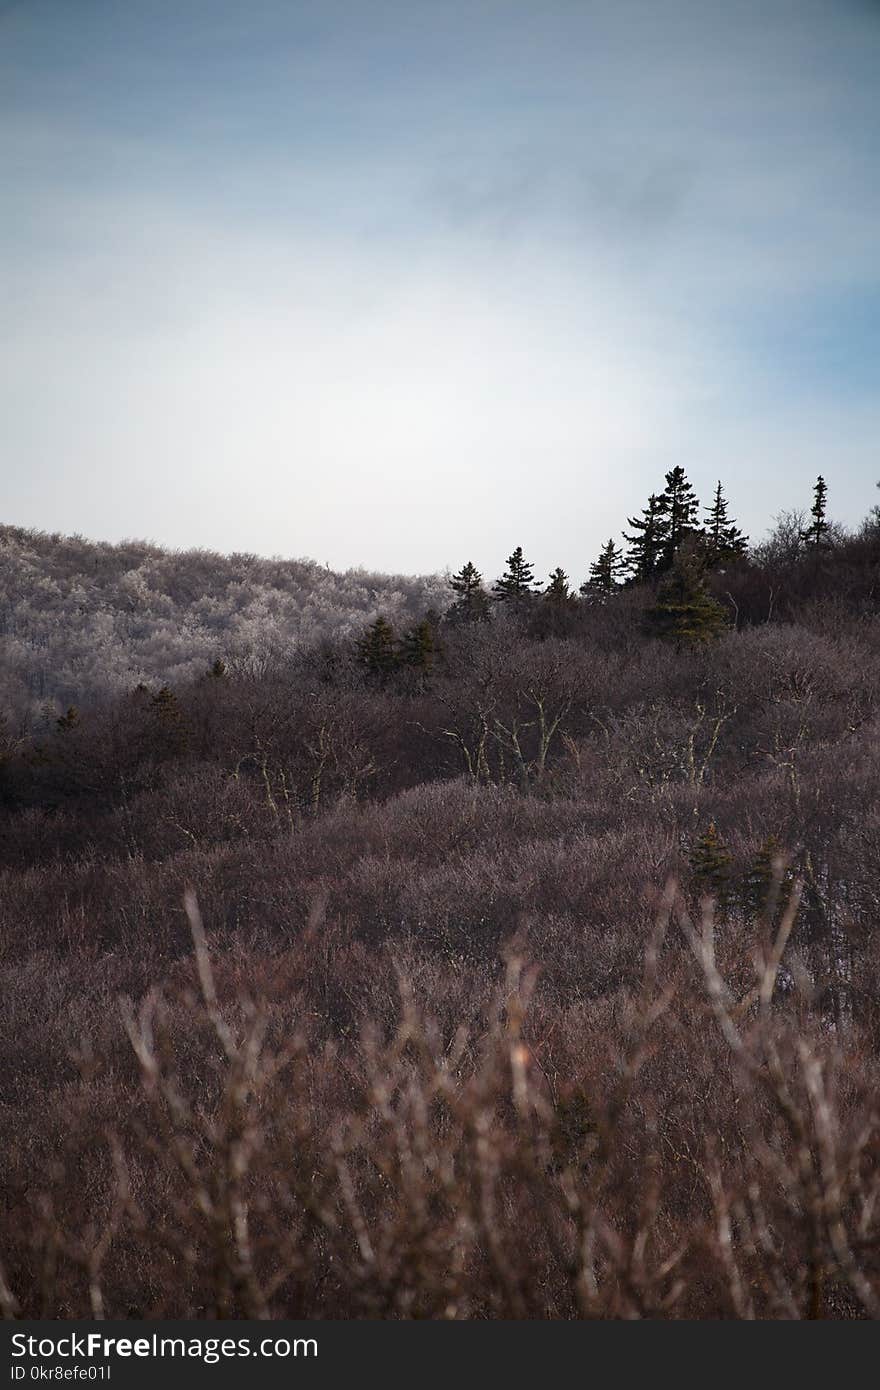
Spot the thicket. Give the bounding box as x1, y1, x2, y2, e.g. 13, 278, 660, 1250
2, 473, 880, 1318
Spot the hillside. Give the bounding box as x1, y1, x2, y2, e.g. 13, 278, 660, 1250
2, 507, 880, 1317
0, 525, 451, 719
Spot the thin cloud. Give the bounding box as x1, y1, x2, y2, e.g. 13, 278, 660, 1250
2, 0, 879, 576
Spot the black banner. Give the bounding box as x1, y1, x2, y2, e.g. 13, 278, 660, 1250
0, 1320, 870, 1386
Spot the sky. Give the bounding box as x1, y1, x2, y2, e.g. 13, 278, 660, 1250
2, 0, 879, 583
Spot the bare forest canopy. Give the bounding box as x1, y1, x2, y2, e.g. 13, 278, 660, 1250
3, 469, 880, 1318
0, 524, 452, 720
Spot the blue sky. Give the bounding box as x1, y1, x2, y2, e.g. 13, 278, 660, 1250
2, 0, 879, 581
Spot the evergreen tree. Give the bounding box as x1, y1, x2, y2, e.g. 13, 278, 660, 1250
149, 685, 188, 752
400, 618, 437, 673
492, 547, 539, 607
448, 561, 490, 623
581, 539, 626, 601
544, 567, 575, 605
645, 546, 728, 648
799, 475, 830, 548
657, 466, 700, 571
623, 494, 667, 582
151, 685, 179, 718
741, 835, 790, 919
690, 821, 732, 912
529, 567, 578, 638
703, 481, 748, 567
357, 615, 399, 676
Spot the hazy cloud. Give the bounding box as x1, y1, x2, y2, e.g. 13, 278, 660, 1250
2, 0, 879, 578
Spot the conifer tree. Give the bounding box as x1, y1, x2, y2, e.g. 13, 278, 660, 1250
400, 618, 437, 673
703, 481, 748, 567
581, 539, 626, 601
645, 546, 728, 648
741, 835, 790, 918
151, 685, 179, 718
492, 547, 539, 607
544, 567, 575, 605
657, 466, 700, 571
448, 561, 490, 623
149, 685, 188, 752
799, 475, 830, 548
623, 494, 667, 582
357, 615, 399, 676
690, 821, 732, 912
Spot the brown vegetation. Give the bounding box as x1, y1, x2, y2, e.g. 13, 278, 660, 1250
2, 520, 880, 1317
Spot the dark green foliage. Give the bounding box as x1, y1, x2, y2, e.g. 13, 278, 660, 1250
741, 835, 790, 918
657, 466, 701, 571
645, 547, 729, 647
492, 547, 539, 607
581, 539, 626, 601
543, 567, 575, 605
448, 561, 490, 623
151, 685, 179, 717
149, 685, 188, 753
690, 821, 732, 911
357, 615, 399, 676
400, 618, 438, 672
800, 475, 830, 548
550, 1086, 597, 1172
623, 493, 666, 582
703, 481, 748, 568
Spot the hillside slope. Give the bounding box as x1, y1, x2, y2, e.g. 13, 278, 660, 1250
0, 525, 451, 718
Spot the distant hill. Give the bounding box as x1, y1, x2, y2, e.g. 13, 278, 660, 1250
0, 525, 451, 719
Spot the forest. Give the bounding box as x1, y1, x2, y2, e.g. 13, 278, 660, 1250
2, 468, 880, 1318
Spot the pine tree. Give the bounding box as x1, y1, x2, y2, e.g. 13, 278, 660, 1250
400, 618, 437, 672
623, 494, 667, 582
703, 481, 748, 568
645, 547, 728, 648
357, 615, 399, 676
544, 567, 575, 605
657, 466, 700, 571
492, 547, 539, 607
800, 475, 830, 548
149, 685, 188, 752
690, 821, 732, 911
741, 835, 790, 919
448, 561, 490, 623
581, 539, 626, 601
151, 685, 179, 719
